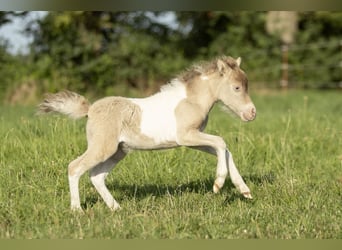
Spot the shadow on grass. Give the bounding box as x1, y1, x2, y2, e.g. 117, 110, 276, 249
245, 172, 276, 186
113, 178, 222, 198
83, 171, 276, 209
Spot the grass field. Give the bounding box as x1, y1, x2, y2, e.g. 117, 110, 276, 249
0, 90, 341, 239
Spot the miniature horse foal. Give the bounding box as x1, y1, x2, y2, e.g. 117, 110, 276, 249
38, 56, 256, 211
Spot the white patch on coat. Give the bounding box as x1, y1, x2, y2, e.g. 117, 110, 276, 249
129, 79, 187, 145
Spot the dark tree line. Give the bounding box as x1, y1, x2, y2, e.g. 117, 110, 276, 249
1, 11, 341, 103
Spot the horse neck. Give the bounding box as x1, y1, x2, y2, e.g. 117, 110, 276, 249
185, 77, 218, 114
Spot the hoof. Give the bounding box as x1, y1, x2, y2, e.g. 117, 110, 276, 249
242, 192, 253, 199
110, 203, 121, 212
213, 183, 221, 194
71, 206, 84, 213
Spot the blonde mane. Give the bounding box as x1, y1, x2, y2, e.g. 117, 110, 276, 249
177, 55, 239, 83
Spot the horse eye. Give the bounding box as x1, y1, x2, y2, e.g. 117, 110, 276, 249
234, 86, 241, 91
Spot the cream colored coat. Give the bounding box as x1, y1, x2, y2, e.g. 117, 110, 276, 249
38, 56, 256, 211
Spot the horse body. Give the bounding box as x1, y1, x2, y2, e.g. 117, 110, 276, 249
38, 55, 256, 211
128, 79, 187, 148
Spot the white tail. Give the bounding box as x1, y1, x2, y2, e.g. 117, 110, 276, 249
37, 90, 90, 119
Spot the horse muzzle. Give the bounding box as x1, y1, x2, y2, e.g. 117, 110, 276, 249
240, 106, 256, 122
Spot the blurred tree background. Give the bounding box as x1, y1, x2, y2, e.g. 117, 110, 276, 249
0, 11, 341, 104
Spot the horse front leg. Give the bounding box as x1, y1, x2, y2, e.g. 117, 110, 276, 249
189, 145, 252, 198
225, 150, 252, 199
177, 131, 228, 193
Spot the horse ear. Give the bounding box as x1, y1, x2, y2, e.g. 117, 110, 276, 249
236, 57, 242, 66
217, 59, 227, 74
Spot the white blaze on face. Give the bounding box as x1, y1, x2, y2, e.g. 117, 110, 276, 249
129, 80, 187, 144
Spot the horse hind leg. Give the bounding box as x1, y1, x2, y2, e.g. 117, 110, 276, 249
68, 139, 120, 211
89, 148, 126, 211
68, 155, 86, 211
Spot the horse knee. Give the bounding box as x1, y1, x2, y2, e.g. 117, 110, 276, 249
216, 137, 226, 151
68, 157, 82, 177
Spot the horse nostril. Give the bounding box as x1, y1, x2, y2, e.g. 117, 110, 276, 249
251, 107, 256, 120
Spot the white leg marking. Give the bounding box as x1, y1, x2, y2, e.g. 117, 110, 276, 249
90, 158, 121, 211
213, 148, 228, 193
67, 146, 120, 211
177, 131, 229, 193
226, 150, 252, 199
68, 156, 84, 211
191, 145, 252, 198
69, 174, 82, 211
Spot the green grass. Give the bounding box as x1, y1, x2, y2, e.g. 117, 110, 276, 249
0, 90, 341, 239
